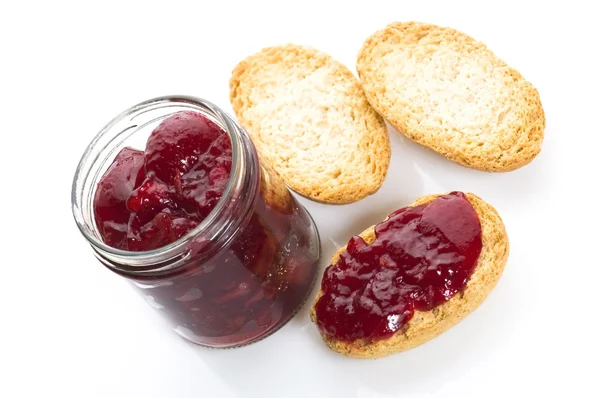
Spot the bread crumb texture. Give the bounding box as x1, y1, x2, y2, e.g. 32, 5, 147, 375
310, 193, 509, 359
357, 22, 545, 172
230, 44, 391, 204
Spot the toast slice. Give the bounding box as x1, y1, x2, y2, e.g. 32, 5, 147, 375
230, 44, 391, 204
310, 192, 509, 359
356, 22, 545, 172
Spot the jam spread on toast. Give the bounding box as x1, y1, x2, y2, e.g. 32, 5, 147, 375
315, 192, 482, 342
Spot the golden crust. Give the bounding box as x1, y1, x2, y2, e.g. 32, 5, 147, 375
310, 193, 509, 359
356, 22, 545, 172
230, 44, 391, 204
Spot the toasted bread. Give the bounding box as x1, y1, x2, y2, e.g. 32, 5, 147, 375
310, 193, 509, 359
356, 22, 545, 172
230, 44, 391, 204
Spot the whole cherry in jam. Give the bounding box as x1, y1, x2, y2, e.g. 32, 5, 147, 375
144, 111, 225, 185
314, 192, 482, 342
93, 148, 145, 249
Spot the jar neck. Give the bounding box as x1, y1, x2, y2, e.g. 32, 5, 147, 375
71, 96, 260, 279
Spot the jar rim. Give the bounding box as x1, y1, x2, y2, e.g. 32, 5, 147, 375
71, 95, 252, 265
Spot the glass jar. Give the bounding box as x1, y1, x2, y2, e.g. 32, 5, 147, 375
72, 96, 320, 348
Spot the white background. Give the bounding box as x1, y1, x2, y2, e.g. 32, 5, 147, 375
1, 1, 598, 397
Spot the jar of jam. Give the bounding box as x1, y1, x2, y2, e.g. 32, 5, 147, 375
72, 96, 320, 347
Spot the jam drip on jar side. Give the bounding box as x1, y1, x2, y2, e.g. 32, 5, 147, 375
92, 110, 318, 346
314, 192, 482, 342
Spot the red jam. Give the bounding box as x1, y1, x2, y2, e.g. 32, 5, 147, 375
93, 111, 318, 346
95, 111, 231, 251
314, 192, 482, 342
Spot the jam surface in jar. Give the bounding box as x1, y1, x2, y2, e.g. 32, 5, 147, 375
94, 111, 231, 251
93, 110, 318, 346
314, 192, 482, 342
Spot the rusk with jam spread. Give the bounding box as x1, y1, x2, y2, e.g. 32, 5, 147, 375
310, 193, 509, 359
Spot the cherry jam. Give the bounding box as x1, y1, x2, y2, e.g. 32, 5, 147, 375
86, 104, 320, 347
94, 111, 232, 252
314, 192, 482, 342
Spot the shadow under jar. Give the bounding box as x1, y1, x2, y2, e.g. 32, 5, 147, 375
72, 96, 321, 348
